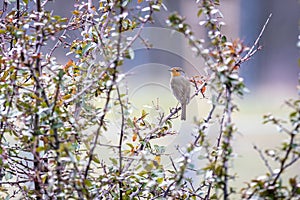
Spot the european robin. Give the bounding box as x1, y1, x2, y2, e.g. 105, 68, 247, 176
169, 67, 191, 120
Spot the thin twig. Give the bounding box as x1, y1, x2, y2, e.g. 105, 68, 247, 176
271, 133, 295, 186
41, 0, 50, 7
222, 87, 233, 200
0, 180, 31, 185
84, 124, 102, 179
236, 13, 272, 66
194, 91, 223, 146
47, 16, 74, 59
253, 144, 273, 175
116, 85, 125, 173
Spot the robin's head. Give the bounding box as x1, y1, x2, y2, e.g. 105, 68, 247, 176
169, 67, 185, 77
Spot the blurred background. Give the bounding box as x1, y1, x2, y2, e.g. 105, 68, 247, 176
46, 0, 300, 193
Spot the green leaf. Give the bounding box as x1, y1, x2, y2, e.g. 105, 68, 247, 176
221, 35, 227, 43
5, 172, 13, 180
197, 9, 203, 17
125, 48, 134, 60
41, 174, 48, 183
157, 177, 164, 184
36, 146, 46, 153
145, 163, 153, 171
52, 122, 63, 129
92, 155, 100, 164
152, 5, 161, 11
141, 109, 147, 119
109, 158, 118, 166
58, 69, 65, 79
84, 179, 93, 187
122, 0, 129, 7
82, 42, 96, 55
126, 143, 134, 149
166, 120, 172, 128
127, 118, 134, 128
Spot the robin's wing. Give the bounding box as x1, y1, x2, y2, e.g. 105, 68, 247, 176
184, 78, 191, 104
170, 76, 190, 104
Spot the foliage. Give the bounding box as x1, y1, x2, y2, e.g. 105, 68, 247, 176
0, 0, 299, 199
241, 98, 300, 199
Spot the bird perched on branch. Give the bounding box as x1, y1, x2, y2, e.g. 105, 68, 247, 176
169, 67, 191, 120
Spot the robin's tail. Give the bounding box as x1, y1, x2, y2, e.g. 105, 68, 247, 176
181, 103, 186, 120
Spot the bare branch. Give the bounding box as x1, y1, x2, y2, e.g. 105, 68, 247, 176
236, 13, 272, 66
194, 91, 223, 146
271, 133, 295, 185
253, 144, 274, 175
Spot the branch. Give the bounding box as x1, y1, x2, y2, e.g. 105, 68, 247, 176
41, 0, 51, 7
47, 16, 74, 59
84, 121, 103, 179
116, 86, 125, 174
0, 180, 31, 185
253, 144, 274, 175
271, 133, 295, 186
236, 13, 272, 66
194, 91, 223, 146
116, 4, 125, 198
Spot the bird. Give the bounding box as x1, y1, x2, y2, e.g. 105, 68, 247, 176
169, 67, 191, 120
